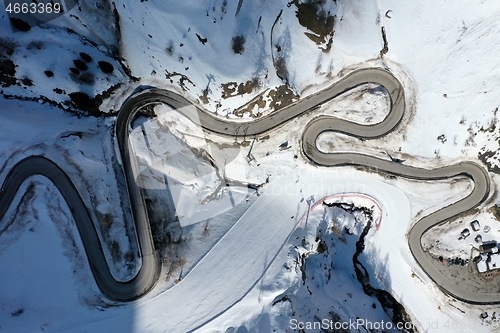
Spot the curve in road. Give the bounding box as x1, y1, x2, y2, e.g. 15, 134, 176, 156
0, 67, 495, 304
0, 156, 160, 301
299, 80, 493, 304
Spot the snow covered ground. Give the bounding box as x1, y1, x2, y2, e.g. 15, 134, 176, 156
2, 0, 500, 332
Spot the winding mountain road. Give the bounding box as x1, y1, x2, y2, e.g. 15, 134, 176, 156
0, 67, 496, 304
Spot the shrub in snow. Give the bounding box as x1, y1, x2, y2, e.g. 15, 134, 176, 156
231, 35, 245, 54
165, 42, 174, 56
9, 18, 31, 31
79, 72, 95, 85
73, 59, 88, 71
27, 40, 44, 50
0, 58, 16, 76
0, 58, 16, 87
70, 71, 95, 85
11, 308, 24, 317
69, 91, 96, 113
196, 33, 208, 45
44, 70, 53, 77
79, 52, 92, 62
98, 60, 114, 74
21, 77, 33, 86
0, 37, 19, 56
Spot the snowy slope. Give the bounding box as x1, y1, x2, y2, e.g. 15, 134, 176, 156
2, 0, 500, 332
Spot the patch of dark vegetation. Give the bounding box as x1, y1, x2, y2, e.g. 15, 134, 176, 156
478, 150, 500, 174
233, 94, 266, 118
44, 70, 54, 77
110, 240, 121, 263
0, 37, 19, 56
196, 33, 208, 45
73, 59, 88, 71
479, 111, 497, 133
316, 239, 328, 253
0, 58, 16, 76
292, 0, 335, 51
98, 60, 114, 74
69, 67, 80, 75
4, 78, 119, 117
27, 40, 43, 50
0, 58, 17, 87
221, 78, 260, 98
231, 35, 245, 54
221, 0, 228, 14
0, 59, 16, 76
92, 82, 123, 114
21, 77, 33, 86
60, 83, 116, 117
488, 205, 500, 221
165, 41, 174, 56
269, 84, 298, 111
1, 93, 64, 110
68, 91, 100, 116
165, 70, 195, 91
1, 75, 17, 88
70, 71, 95, 85
11, 308, 24, 317
10, 17, 31, 31
79, 52, 92, 62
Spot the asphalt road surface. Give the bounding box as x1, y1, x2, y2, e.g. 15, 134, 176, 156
0, 67, 495, 303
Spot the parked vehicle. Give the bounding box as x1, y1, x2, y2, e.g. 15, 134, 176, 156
471, 220, 480, 231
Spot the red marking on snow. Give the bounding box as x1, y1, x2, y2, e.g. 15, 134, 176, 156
305, 193, 383, 231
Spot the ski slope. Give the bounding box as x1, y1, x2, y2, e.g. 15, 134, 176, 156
61, 171, 410, 332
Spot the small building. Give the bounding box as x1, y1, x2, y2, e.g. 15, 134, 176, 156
461, 228, 470, 238
477, 254, 488, 273
490, 254, 500, 269
475, 234, 482, 243
480, 240, 498, 253
471, 220, 481, 232
476, 252, 500, 280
